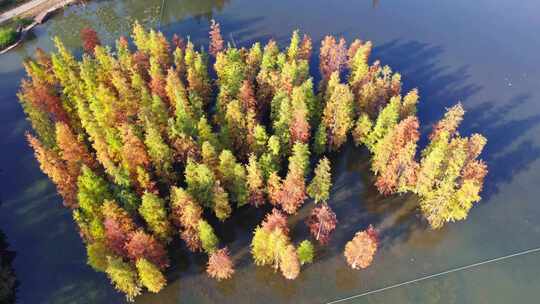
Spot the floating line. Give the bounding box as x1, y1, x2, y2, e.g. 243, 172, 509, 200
157, 0, 166, 30
326, 246, 540, 304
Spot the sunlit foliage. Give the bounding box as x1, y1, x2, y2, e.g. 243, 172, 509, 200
19, 22, 488, 298
344, 226, 378, 270
207, 247, 235, 280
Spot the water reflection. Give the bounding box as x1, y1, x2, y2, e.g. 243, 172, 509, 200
0, 229, 17, 304
43, 0, 232, 50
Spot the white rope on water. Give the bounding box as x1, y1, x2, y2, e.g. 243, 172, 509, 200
157, 0, 166, 29
326, 246, 540, 304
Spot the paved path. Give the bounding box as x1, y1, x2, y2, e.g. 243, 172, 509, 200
0, 0, 56, 24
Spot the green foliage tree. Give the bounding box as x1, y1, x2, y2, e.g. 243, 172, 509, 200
218, 150, 248, 206
307, 157, 332, 203
185, 160, 216, 208
86, 241, 111, 272
198, 220, 219, 254
297, 240, 315, 265
140, 192, 173, 242
136, 258, 167, 293
105, 257, 141, 301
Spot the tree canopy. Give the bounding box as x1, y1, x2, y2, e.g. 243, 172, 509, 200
19, 21, 487, 300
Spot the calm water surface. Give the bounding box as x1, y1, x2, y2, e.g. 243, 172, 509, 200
1, 0, 540, 303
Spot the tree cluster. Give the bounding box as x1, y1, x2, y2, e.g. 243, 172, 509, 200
18, 20, 487, 298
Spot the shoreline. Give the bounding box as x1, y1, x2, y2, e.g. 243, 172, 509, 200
0, 0, 79, 54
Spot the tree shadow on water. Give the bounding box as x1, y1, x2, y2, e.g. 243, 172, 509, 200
373, 40, 482, 128
373, 40, 540, 203
462, 94, 540, 200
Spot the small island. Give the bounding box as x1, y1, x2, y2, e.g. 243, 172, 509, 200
18, 21, 487, 301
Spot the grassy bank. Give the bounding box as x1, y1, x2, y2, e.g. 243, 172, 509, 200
0, 17, 31, 49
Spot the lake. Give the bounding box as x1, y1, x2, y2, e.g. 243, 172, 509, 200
1, 0, 540, 303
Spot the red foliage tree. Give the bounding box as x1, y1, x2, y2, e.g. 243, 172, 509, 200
21, 79, 69, 124
170, 187, 204, 252
373, 116, 420, 195
207, 247, 235, 280
27, 133, 78, 208
181, 228, 202, 252
239, 80, 257, 115
344, 225, 378, 270
319, 36, 347, 82
80, 27, 101, 55
104, 217, 130, 257
209, 19, 224, 57
298, 34, 312, 61
262, 208, 289, 234
279, 168, 307, 214
150, 70, 168, 102
266, 172, 282, 206
125, 230, 170, 270
56, 122, 96, 172
172, 34, 185, 50
132, 51, 150, 79
120, 125, 153, 192
102, 201, 137, 258
290, 108, 310, 144
306, 203, 337, 245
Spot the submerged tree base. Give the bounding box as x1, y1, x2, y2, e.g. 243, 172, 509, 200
18, 21, 487, 300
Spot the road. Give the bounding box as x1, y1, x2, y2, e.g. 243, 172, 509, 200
0, 0, 58, 24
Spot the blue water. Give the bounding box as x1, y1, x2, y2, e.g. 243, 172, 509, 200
1, 0, 540, 303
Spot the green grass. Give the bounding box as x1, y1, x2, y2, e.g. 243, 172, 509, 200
0, 26, 17, 49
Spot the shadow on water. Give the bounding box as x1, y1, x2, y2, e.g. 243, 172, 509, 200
373, 40, 540, 201
462, 94, 540, 200
0, 199, 18, 304
374, 40, 482, 127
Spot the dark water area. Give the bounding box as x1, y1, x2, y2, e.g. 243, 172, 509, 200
1, 0, 540, 303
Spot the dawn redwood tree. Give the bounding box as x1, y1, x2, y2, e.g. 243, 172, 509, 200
307, 157, 332, 204
169, 186, 203, 252
80, 27, 101, 55
306, 203, 337, 245
246, 155, 265, 207
209, 19, 224, 57
27, 133, 78, 207
218, 150, 248, 206
372, 116, 420, 195
262, 209, 289, 235
207, 247, 235, 281
106, 256, 141, 301
86, 241, 111, 272
125, 230, 169, 270
266, 171, 283, 206
297, 240, 314, 265
280, 244, 300, 279
198, 220, 219, 254
56, 122, 96, 173
140, 192, 174, 242
251, 208, 300, 279
102, 201, 137, 258
135, 258, 167, 293
416, 106, 488, 228
319, 36, 347, 85
344, 226, 378, 270
322, 75, 354, 151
